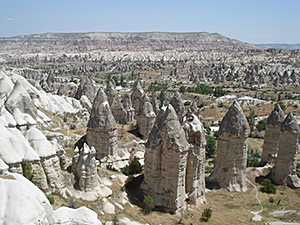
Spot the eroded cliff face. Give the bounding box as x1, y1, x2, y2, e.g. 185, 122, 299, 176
261, 104, 285, 165
209, 100, 250, 192
86, 88, 118, 159
141, 105, 189, 214
270, 112, 300, 188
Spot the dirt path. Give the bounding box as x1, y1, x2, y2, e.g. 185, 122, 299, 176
247, 178, 263, 221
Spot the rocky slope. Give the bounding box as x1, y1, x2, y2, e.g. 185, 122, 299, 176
0, 32, 255, 53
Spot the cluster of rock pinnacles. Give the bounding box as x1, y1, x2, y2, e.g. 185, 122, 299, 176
76, 78, 299, 214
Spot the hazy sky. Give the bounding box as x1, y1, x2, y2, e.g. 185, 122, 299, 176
0, 0, 299, 44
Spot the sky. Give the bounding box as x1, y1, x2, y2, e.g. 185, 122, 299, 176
0, 0, 299, 44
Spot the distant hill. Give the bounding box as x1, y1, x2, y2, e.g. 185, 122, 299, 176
254, 43, 300, 50
0, 32, 255, 54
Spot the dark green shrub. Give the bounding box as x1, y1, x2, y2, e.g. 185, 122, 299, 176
47, 196, 54, 204
23, 163, 33, 180
260, 179, 277, 194
247, 146, 261, 167
201, 207, 212, 222
106, 164, 118, 172
142, 194, 155, 214
256, 120, 266, 132
205, 135, 216, 158
121, 157, 143, 176
269, 197, 274, 203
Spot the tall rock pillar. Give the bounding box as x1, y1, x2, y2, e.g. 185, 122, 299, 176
270, 112, 300, 188
141, 105, 189, 214
208, 100, 250, 192
260, 104, 285, 165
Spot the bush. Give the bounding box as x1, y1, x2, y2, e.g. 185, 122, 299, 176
23, 163, 33, 181
205, 136, 216, 158
121, 157, 143, 176
269, 197, 274, 203
260, 179, 277, 194
256, 120, 266, 132
247, 146, 261, 167
142, 194, 155, 214
47, 196, 54, 204
201, 207, 212, 222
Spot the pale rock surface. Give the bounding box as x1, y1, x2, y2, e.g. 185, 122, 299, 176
26, 128, 64, 190
57, 83, 67, 96
141, 105, 189, 214
0, 70, 14, 99
136, 95, 156, 139
53, 206, 102, 225
121, 93, 135, 122
182, 113, 206, 205
101, 198, 115, 214
0, 158, 9, 174
270, 112, 300, 188
0, 172, 55, 225
86, 88, 118, 159
5, 80, 37, 125
131, 81, 145, 115
105, 81, 117, 106
208, 100, 250, 192
170, 91, 185, 123
260, 105, 285, 165
26, 127, 56, 158
111, 95, 127, 124
188, 101, 202, 121
80, 95, 93, 113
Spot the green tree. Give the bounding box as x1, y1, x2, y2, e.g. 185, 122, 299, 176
260, 179, 277, 194
214, 86, 226, 97
159, 90, 165, 108
205, 135, 216, 158
247, 109, 256, 133
179, 86, 186, 93
256, 120, 266, 132
142, 194, 155, 214
121, 157, 143, 176
201, 208, 212, 222
247, 146, 261, 167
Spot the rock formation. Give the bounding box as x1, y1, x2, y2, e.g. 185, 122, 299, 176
105, 81, 117, 106
86, 88, 118, 159
111, 95, 127, 124
26, 127, 65, 191
141, 105, 189, 214
269, 112, 300, 188
136, 95, 156, 139
131, 81, 145, 115
57, 84, 67, 96
260, 105, 285, 165
170, 91, 185, 123
74, 77, 96, 103
121, 94, 135, 122
5, 80, 37, 125
208, 100, 250, 192
182, 112, 206, 205
151, 96, 160, 115
188, 101, 202, 121
72, 144, 101, 191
